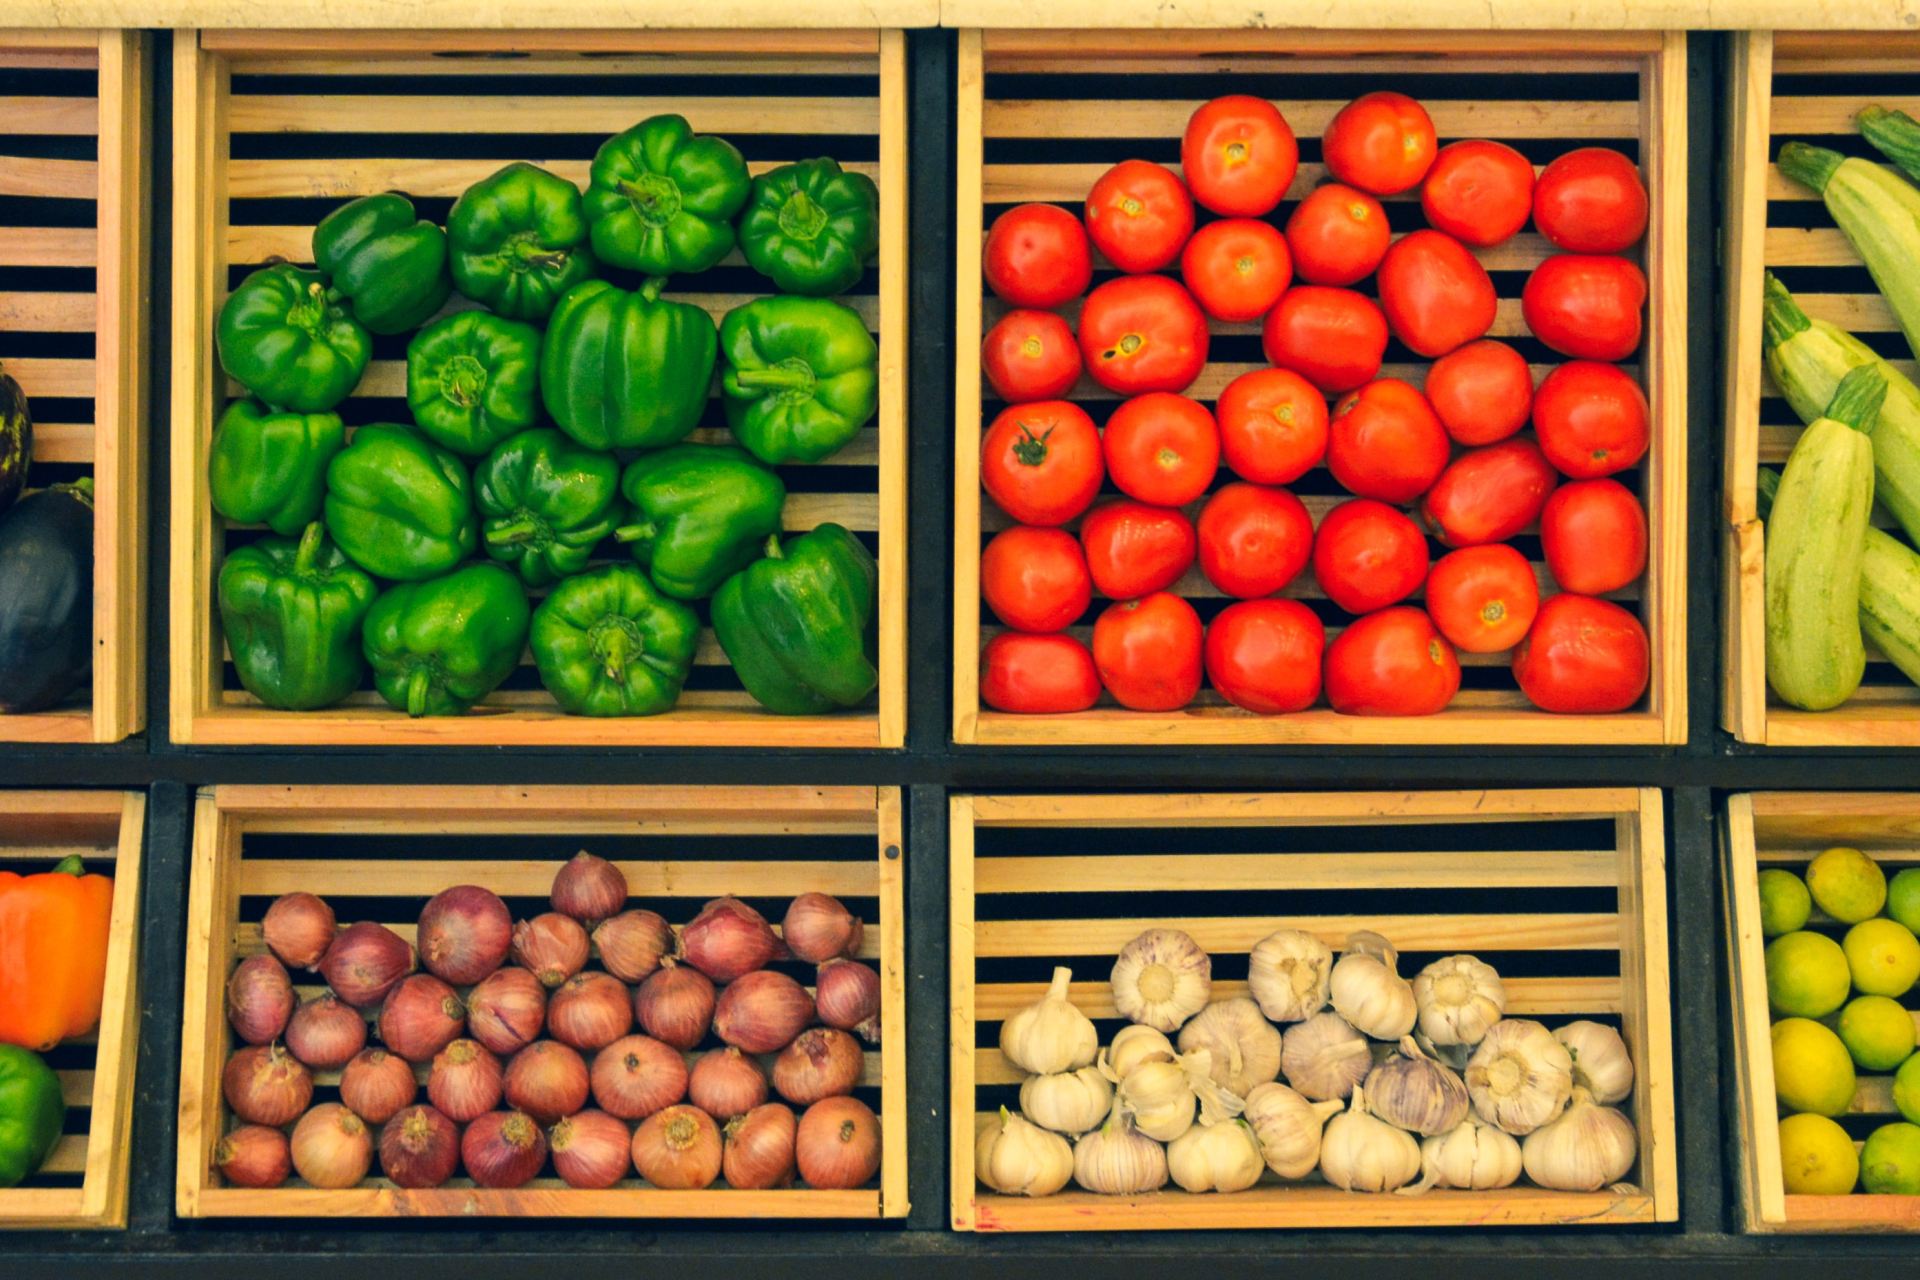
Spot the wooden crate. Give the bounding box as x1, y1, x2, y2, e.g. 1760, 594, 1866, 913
0, 30, 148, 744
1723, 791, 1920, 1233
178, 784, 907, 1219
949, 788, 1677, 1231
951, 29, 1688, 747
169, 29, 907, 748
0, 791, 146, 1231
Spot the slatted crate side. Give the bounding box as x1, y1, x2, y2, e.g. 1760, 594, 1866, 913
171, 29, 906, 749
179, 784, 907, 1220
952, 29, 1687, 748
948, 788, 1676, 1232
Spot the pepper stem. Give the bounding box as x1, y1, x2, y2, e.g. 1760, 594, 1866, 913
487, 516, 541, 547
61, 476, 95, 509
640, 276, 668, 304
612, 519, 656, 546
50, 854, 86, 877
762, 533, 786, 560
732, 366, 814, 392
294, 522, 326, 575
405, 667, 433, 718
599, 626, 632, 684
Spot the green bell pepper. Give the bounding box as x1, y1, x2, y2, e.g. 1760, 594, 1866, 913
711, 523, 877, 715
0, 1044, 63, 1189
363, 562, 530, 717
448, 162, 598, 324
406, 311, 543, 457
311, 192, 452, 336
542, 277, 717, 452
531, 563, 698, 717
474, 428, 623, 587
216, 263, 370, 413
324, 423, 477, 581
720, 296, 878, 465
614, 443, 786, 600
583, 114, 751, 276
217, 522, 377, 711
738, 158, 879, 297
207, 399, 346, 536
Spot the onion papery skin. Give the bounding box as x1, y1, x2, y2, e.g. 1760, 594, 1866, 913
263, 892, 335, 971
222, 1043, 313, 1127
320, 922, 415, 1009
795, 1095, 881, 1190
632, 1104, 723, 1190
504, 1041, 591, 1124
466, 967, 547, 1057
416, 885, 513, 986
590, 1034, 687, 1121
634, 961, 716, 1050
723, 1103, 798, 1190
462, 1111, 548, 1189
378, 1105, 460, 1189
227, 955, 295, 1046
551, 1109, 634, 1189
714, 970, 814, 1054
339, 1047, 417, 1126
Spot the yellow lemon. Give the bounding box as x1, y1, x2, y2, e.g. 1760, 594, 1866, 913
1807, 846, 1887, 924
1778, 1112, 1860, 1194
1838, 995, 1918, 1071
1759, 868, 1813, 938
1888, 867, 1920, 935
1844, 918, 1920, 997
1772, 1016, 1857, 1116
1766, 930, 1851, 1018
1862, 1122, 1920, 1194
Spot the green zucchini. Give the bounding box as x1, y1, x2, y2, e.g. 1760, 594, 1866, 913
1858, 105, 1920, 185
1777, 141, 1920, 362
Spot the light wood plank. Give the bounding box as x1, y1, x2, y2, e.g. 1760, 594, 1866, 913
0, 95, 96, 136
0, 226, 95, 267
225, 157, 878, 202
228, 95, 877, 136
973, 974, 1622, 1022
983, 98, 1638, 141
238, 858, 877, 900
0, 157, 97, 200
973, 912, 1622, 958
965, 1182, 1654, 1231
975, 849, 1621, 894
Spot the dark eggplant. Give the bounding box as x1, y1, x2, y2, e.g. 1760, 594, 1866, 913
0, 362, 28, 515
0, 476, 92, 713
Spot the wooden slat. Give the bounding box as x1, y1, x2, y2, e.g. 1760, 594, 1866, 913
983, 98, 1638, 141
0, 95, 96, 136
200, 30, 887, 57
975, 849, 1621, 894
28, 424, 95, 464
0, 157, 96, 200
972, 912, 1621, 957
1772, 94, 1920, 137
0, 226, 95, 267
4, 357, 95, 400
228, 95, 877, 136
225, 157, 879, 202
237, 857, 877, 901
0, 291, 96, 332
972, 974, 1623, 1022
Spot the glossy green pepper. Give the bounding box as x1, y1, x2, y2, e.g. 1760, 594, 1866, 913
738, 158, 879, 296
363, 562, 530, 717
207, 399, 346, 536
720, 296, 878, 465
531, 563, 698, 717
0, 1044, 62, 1189
311, 192, 452, 335
216, 263, 370, 413
216, 522, 377, 711
583, 114, 751, 276
448, 162, 598, 323
712, 523, 877, 715
542, 277, 716, 452
474, 428, 622, 587
406, 311, 543, 457
324, 423, 477, 581
614, 443, 786, 600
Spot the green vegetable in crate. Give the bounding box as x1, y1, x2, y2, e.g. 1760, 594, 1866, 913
323, 423, 477, 582
447, 162, 598, 324
311, 192, 452, 336
541, 278, 716, 452
583, 114, 751, 276
614, 443, 787, 600
362, 562, 530, 717
720, 296, 878, 466
406, 311, 543, 458
1778, 140, 1920, 363
738, 157, 880, 297
207, 400, 345, 537
0, 1044, 63, 1189
530, 563, 698, 717
473, 428, 623, 587
712, 523, 877, 715
0, 360, 30, 516
1861, 105, 1920, 185
217, 522, 377, 711
216, 264, 370, 413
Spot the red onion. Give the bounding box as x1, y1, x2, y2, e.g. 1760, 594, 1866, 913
723, 1103, 796, 1190
632, 1104, 721, 1189
548, 972, 633, 1053
772, 1028, 863, 1106
590, 1034, 686, 1120
462, 1111, 547, 1189
550, 1109, 632, 1189
284, 993, 367, 1069
216, 1124, 291, 1189
291, 1103, 372, 1189
634, 959, 715, 1050
320, 922, 414, 1008
379, 1104, 459, 1189
339, 1047, 416, 1125
714, 970, 814, 1054
512, 913, 590, 988
814, 959, 881, 1043
688, 1046, 768, 1119
263, 892, 335, 971
593, 909, 673, 984
796, 1095, 880, 1190
505, 1041, 589, 1123
551, 851, 628, 926
428, 1038, 503, 1123
416, 885, 512, 985
222, 1043, 312, 1127
466, 967, 547, 1056
681, 897, 786, 983
377, 974, 466, 1064
783, 893, 864, 964
227, 955, 294, 1045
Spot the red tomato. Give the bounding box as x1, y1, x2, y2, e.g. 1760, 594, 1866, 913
1085, 160, 1195, 274
1327, 379, 1451, 503
1425, 339, 1533, 446
1420, 140, 1535, 248
1261, 287, 1388, 395
980, 632, 1100, 714
1324, 606, 1460, 716
1311, 498, 1430, 615
1092, 592, 1205, 711
1376, 229, 1497, 358
1102, 393, 1221, 507
980, 526, 1092, 633
983, 203, 1092, 308
979, 400, 1104, 526
1180, 218, 1292, 323
1533, 147, 1649, 254
1079, 275, 1211, 395
1512, 593, 1650, 713
1204, 598, 1325, 714
1181, 95, 1299, 217
1080, 501, 1197, 600
1419, 439, 1558, 548
1531, 361, 1650, 479
1285, 183, 1390, 286
1426, 544, 1540, 653
1522, 255, 1646, 361
1216, 368, 1329, 486
1323, 92, 1437, 196
981, 309, 1082, 403
1197, 483, 1314, 599
1540, 478, 1648, 595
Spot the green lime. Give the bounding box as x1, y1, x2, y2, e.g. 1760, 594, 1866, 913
1894, 1052, 1920, 1124
1890, 868, 1920, 935
1766, 930, 1853, 1018
1760, 868, 1814, 938
1862, 1121, 1920, 1194
1845, 918, 1920, 997
1807, 846, 1887, 924
1778, 1112, 1861, 1193
1838, 995, 1918, 1071
1773, 1016, 1858, 1116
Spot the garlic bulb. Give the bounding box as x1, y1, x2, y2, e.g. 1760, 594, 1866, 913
1177, 997, 1282, 1098
1465, 1018, 1573, 1136
1111, 928, 1211, 1033
1363, 1035, 1470, 1137
1554, 1021, 1634, 1105
1072, 1110, 1168, 1195
1279, 1012, 1372, 1102
1318, 1086, 1421, 1193
1399, 1114, 1522, 1194
1100, 1025, 1176, 1082
1247, 929, 1332, 1023
1412, 955, 1505, 1047
1117, 1046, 1242, 1143
1329, 930, 1416, 1040
1000, 966, 1098, 1076
1521, 1086, 1637, 1191
975, 1107, 1073, 1196
1242, 1081, 1343, 1179
1020, 1066, 1113, 1136
1167, 1118, 1264, 1194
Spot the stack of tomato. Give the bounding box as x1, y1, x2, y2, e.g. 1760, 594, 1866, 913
976, 91, 1655, 718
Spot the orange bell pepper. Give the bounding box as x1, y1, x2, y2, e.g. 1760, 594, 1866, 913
0, 855, 114, 1052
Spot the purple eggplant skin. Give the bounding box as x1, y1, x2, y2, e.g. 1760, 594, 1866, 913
0, 476, 92, 713
0, 364, 28, 516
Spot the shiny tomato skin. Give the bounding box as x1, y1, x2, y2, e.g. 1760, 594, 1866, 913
1540, 478, 1647, 595
1085, 160, 1196, 274
1324, 606, 1460, 716
1197, 482, 1315, 599
980, 400, 1104, 526
1426, 544, 1540, 653
1180, 218, 1293, 323
1181, 95, 1299, 217
1311, 498, 1430, 615
1327, 378, 1451, 503
1285, 183, 1390, 286
1512, 592, 1650, 713
1376, 229, 1498, 358
1425, 339, 1534, 446
1419, 439, 1559, 548
1204, 598, 1325, 714
1079, 275, 1211, 395
1522, 254, 1646, 361
1323, 91, 1437, 196
1215, 367, 1329, 486
1420, 140, 1535, 248
983, 203, 1093, 308
1080, 500, 1197, 599
1531, 360, 1650, 479
1533, 147, 1649, 254
982, 309, 1083, 403
1261, 287, 1389, 395
1092, 592, 1205, 711
1102, 392, 1221, 507
980, 526, 1092, 633
980, 632, 1101, 714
